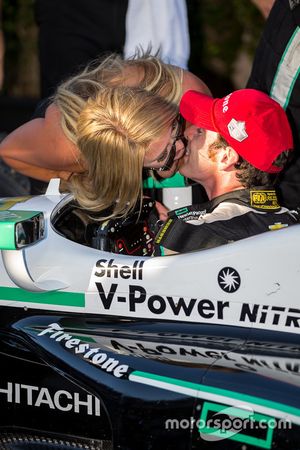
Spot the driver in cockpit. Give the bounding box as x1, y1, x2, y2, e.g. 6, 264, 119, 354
155, 88, 299, 255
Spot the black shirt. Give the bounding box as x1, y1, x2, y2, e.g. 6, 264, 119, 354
155, 188, 298, 253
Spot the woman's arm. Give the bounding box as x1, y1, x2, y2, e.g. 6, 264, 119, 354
0, 104, 83, 181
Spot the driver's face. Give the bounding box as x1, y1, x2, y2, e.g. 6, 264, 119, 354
178, 125, 220, 183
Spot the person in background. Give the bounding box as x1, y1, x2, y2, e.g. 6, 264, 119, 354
124, 0, 190, 69
247, 0, 300, 209
155, 88, 298, 255
35, 0, 128, 99
36, 0, 191, 98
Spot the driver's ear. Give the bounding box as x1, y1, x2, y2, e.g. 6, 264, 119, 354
219, 146, 239, 169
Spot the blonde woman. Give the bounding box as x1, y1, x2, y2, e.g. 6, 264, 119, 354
0, 53, 210, 183
73, 85, 186, 218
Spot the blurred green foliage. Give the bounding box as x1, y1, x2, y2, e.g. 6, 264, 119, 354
2, 0, 37, 95
202, 0, 263, 64
187, 0, 264, 95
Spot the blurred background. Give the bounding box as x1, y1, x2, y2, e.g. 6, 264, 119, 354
0, 0, 265, 133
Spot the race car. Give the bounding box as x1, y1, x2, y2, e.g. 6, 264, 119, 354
0, 179, 300, 450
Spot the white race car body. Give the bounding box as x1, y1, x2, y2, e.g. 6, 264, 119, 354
0, 180, 299, 335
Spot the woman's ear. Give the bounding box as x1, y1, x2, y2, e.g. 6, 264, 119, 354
219, 146, 240, 169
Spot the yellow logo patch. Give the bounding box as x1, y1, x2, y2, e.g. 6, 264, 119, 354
250, 190, 279, 210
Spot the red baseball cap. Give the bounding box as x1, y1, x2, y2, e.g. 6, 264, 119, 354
180, 89, 293, 173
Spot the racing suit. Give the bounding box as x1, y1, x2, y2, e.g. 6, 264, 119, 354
155, 188, 299, 253
247, 0, 300, 209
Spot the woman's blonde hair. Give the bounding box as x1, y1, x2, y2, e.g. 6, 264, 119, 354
54, 52, 182, 145
70, 86, 178, 218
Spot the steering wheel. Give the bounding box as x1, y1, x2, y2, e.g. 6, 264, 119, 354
85, 198, 159, 256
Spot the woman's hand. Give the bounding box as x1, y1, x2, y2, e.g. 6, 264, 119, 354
155, 201, 169, 222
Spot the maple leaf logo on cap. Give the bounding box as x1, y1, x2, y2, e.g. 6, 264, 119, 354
227, 118, 248, 142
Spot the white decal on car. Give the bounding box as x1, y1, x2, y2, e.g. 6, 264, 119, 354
38, 323, 129, 378
0, 381, 100, 415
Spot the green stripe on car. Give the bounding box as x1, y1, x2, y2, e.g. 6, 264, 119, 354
129, 371, 300, 425
0, 286, 85, 307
